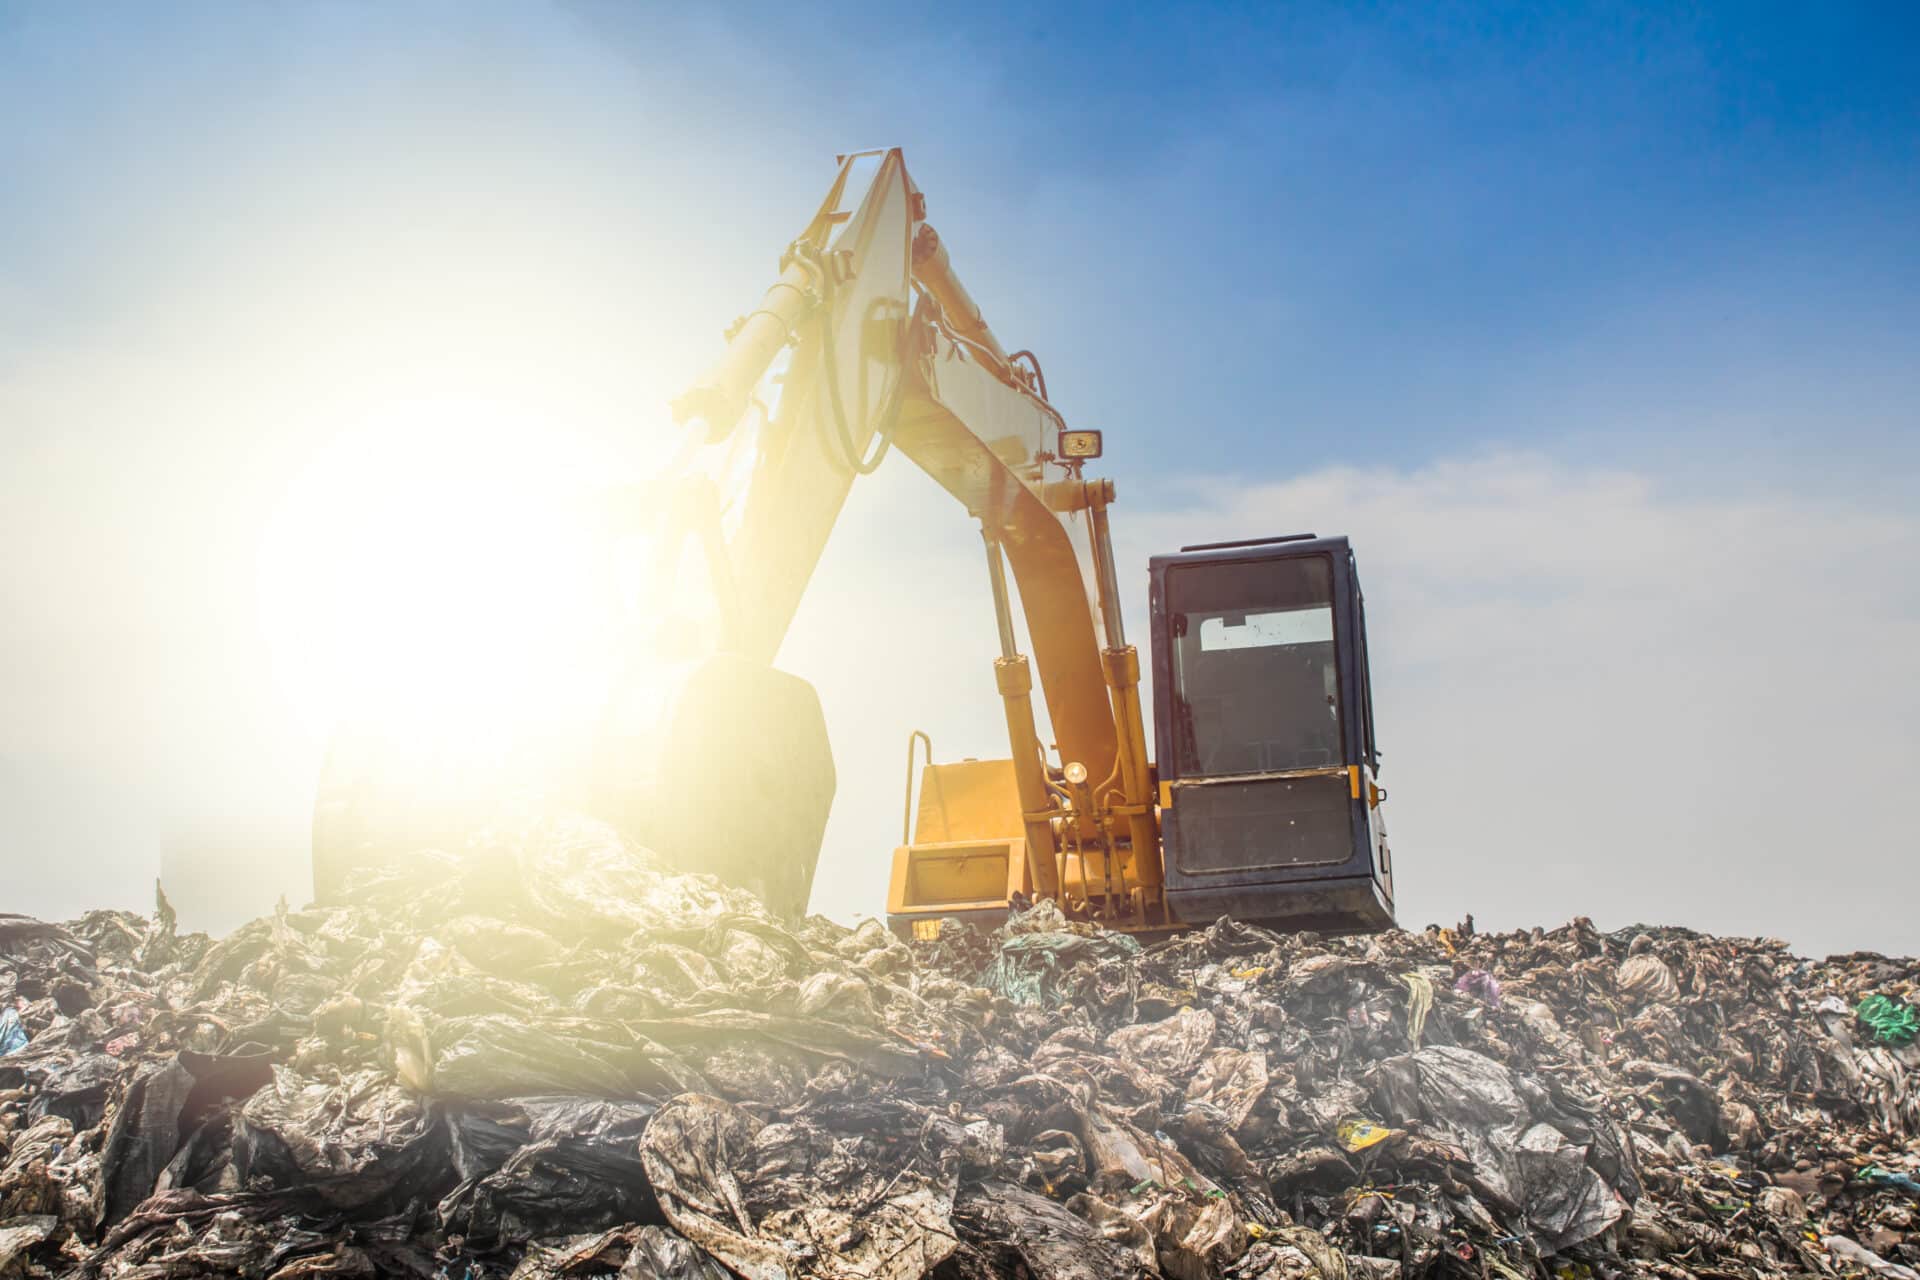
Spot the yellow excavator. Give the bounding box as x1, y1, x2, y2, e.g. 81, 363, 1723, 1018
313, 148, 1394, 937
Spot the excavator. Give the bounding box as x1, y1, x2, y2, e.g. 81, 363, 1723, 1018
312, 148, 1394, 938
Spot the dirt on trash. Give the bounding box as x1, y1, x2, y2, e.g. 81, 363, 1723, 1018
3, 816, 1920, 1279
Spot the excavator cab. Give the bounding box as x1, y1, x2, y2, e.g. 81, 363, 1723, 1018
1148, 535, 1394, 933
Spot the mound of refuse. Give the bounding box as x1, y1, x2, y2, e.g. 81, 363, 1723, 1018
3, 816, 1920, 1280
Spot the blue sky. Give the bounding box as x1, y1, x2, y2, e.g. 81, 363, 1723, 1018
7, 2, 1916, 482
577, 0, 1920, 481
2, 2, 1916, 949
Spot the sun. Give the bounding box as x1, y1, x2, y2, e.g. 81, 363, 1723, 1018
255, 393, 645, 770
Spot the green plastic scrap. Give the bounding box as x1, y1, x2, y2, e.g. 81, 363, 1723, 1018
1855, 994, 1920, 1046
981, 928, 1141, 1007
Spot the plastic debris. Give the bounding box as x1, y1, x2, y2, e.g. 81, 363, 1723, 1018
1859, 994, 1920, 1046
4, 827, 1920, 1279
1452, 968, 1501, 1007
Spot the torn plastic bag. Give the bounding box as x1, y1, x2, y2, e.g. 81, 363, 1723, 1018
794, 971, 881, 1025
511, 817, 770, 943
1059, 1191, 1159, 1274
0, 1009, 26, 1057
1226, 1227, 1351, 1280
1511, 1122, 1624, 1251
98, 1058, 196, 1226
24, 1053, 120, 1130
1615, 954, 1680, 1005
1105, 1008, 1217, 1078
389, 1007, 702, 1100
729, 1120, 959, 1280
1451, 969, 1501, 1008
99, 1046, 276, 1225
835, 918, 913, 978
1370, 1046, 1620, 1249
982, 906, 1142, 1008
1620, 1059, 1729, 1149
274, 1206, 448, 1277
709, 919, 806, 986
1078, 1104, 1224, 1200
1826, 1233, 1920, 1280
948, 1180, 1151, 1280
1071, 1184, 1250, 1280
1369, 1044, 1529, 1210
0, 1116, 74, 1224
622, 1224, 735, 1280
446, 1102, 536, 1185
621, 1008, 923, 1077
231, 1067, 449, 1212
440, 1097, 658, 1243
1370, 1046, 1529, 1133
441, 1136, 658, 1243
0, 1214, 57, 1276
640, 1093, 958, 1280
438, 915, 571, 979
505, 1225, 732, 1280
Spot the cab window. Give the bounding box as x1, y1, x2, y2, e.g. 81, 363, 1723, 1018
1167, 555, 1342, 777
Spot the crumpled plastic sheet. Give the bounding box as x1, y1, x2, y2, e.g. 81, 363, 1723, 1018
0, 1009, 28, 1058
640, 1092, 961, 1280
981, 899, 1142, 1008
1370, 1045, 1623, 1250
7, 821, 1920, 1279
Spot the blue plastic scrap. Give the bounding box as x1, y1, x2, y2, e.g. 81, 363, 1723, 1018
0, 1007, 28, 1056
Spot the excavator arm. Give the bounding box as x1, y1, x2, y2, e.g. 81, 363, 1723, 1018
650, 147, 1160, 924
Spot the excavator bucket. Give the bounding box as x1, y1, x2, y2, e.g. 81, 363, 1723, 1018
591, 654, 835, 918
312, 654, 836, 917
1147, 535, 1395, 934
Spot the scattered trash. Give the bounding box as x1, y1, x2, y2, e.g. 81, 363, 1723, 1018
1859, 994, 1920, 1046
3, 826, 1920, 1279
1615, 951, 1680, 1005
1452, 968, 1501, 1008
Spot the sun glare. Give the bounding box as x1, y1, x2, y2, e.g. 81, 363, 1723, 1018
256, 395, 643, 765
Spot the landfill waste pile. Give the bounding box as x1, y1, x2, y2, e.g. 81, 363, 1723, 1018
4, 817, 1920, 1280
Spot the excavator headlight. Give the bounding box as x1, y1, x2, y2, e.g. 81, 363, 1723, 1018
1059, 429, 1103, 460
1064, 760, 1089, 785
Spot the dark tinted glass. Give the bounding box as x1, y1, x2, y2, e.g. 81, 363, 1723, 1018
1167, 555, 1342, 777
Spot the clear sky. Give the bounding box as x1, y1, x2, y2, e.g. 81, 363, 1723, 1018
2, 2, 1916, 953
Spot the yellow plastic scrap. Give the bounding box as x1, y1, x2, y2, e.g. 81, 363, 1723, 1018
1337, 1118, 1396, 1152
1401, 972, 1434, 1046
1230, 967, 1267, 981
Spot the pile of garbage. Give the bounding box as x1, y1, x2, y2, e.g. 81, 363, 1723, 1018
4, 816, 1920, 1280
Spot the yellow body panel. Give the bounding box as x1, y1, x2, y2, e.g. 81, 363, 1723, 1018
888, 758, 1033, 921
909, 758, 1024, 844
887, 838, 1032, 917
